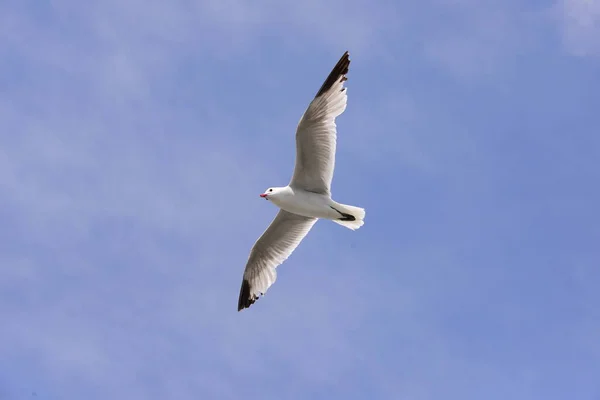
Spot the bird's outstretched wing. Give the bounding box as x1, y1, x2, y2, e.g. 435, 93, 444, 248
238, 210, 317, 311
289, 51, 350, 195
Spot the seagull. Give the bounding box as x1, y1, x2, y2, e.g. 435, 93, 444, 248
238, 51, 365, 311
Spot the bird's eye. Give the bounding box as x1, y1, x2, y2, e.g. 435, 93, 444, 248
269, 189, 273, 192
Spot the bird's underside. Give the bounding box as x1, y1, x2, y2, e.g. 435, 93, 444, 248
238, 51, 354, 312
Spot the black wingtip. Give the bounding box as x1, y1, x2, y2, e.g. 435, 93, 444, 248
237, 279, 257, 311
314, 51, 350, 98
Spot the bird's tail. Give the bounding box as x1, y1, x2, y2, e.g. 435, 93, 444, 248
330, 201, 366, 231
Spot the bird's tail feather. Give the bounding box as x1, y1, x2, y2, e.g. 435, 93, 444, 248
330, 202, 366, 230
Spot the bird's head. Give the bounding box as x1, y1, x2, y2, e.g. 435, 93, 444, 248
259, 187, 284, 200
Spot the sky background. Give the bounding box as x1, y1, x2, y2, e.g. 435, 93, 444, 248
1, 0, 599, 399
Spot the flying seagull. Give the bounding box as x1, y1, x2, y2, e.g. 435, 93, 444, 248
238, 51, 365, 311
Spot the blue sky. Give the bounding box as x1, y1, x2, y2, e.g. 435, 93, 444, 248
1, 0, 599, 398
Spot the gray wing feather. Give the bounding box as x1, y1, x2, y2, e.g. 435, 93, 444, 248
289, 51, 350, 195
238, 210, 317, 311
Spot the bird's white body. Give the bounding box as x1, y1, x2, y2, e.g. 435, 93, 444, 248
238, 51, 366, 311
267, 186, 338, 220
